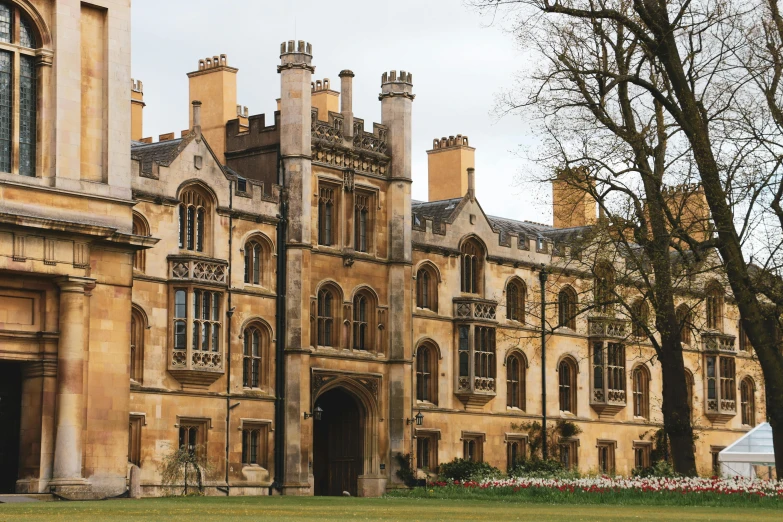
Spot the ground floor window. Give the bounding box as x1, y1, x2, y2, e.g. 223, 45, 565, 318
559, 439, 579, 469
597, 440, 616, 474
178, 418, 209, 457
416, 432, 439, 471
128, 415, 144, 467
633, 442, 651, 471
711, 446, 725, 476
462, 432, 484, 463
506, 436, 527, 471
242, 423, 269, 467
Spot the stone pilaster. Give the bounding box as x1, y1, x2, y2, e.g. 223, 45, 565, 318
50, 276, 94, 492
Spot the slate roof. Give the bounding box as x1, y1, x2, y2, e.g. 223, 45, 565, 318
131, 138, 189, 175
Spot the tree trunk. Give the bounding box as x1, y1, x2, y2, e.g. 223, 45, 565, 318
647, 8, 783, 472
659, 342, 697, 475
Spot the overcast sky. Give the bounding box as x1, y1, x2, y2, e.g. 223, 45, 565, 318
131, 0, 550, 224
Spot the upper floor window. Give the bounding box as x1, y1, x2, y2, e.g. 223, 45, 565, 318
416, 342, 438, 404
705, 354, 736, 417
315, 283, 341, 348
456, 325, 496, 395
243, 324, 269, 389
170, 289, 223, 376
676, 304, 693, 344
558, 357, 577, 414
354, 193, 371, 253
318, 186, 336, 246
738, 321, 751, 352
592, 341, 626, 405
506, 352, 526, 410
352, 290, 376, 351
631, 300, 649, 338
130, 306, 145, 383
416, 264, 438, 312
740, 377, 755, 426
179, 187, 210, 253
460, 238, 484, 294
132, 212, 150, 272
506, 279, 525, 323
0, 3, 39, 177
593, 263, 615, 314
705, 282, 724, 331
685, 369, 694, 421
632, 366, 650, 419
558, 286, 577, 330
244, 241, 262, 285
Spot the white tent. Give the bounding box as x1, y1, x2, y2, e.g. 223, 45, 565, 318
718, 422, 775, 478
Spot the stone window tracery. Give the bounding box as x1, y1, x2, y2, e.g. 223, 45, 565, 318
318, 186, 335, 246
460, 239, 484, 294
354, 193, 371, 253
316, 286, 339, 347
243, 325, 266, 389
705, 282, 724, 331
705, 354, 736, 420
179, 188, 210, 253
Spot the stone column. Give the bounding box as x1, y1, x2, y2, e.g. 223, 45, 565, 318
50, 277, 94, 490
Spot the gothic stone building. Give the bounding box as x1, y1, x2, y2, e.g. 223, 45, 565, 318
0, 0, 766, 498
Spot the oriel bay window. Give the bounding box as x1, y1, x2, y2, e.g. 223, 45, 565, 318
456, 324, 497, 407
0, 3, 39, 177
704, 354, 736, 422
170, 288, 224, 385
591, 341, 626, 415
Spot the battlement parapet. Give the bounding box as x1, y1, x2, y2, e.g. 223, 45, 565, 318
280, 40, 312, 56
381, 70, 412, 85
662, 182, 703, 195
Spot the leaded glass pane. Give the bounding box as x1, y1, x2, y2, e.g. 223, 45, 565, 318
20, 17, 34, 48
0, 51, 10, 173
20, 55, 36, 176
0, 5, 10, 43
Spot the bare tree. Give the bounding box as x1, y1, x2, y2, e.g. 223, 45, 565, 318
472, 0, 783, 471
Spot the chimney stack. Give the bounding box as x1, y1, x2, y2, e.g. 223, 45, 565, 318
467, 167, 475, 201
192, 101, 202, 136
426, 134, 475, 201
339, 70, 354, 137
130, 79, 145, 141
187, 54, 238, 162
552, 166, 597, 228
311, 78, 339, 122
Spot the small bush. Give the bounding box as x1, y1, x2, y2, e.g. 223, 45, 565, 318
438, 458, 502, 482
394, 453, 418, 487
632, 460, 679, 478
509, 457, 580, 478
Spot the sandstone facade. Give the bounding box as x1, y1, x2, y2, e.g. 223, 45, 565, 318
0, 1, 768, 499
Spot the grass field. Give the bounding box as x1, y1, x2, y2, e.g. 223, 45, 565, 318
0, 496, 781, 521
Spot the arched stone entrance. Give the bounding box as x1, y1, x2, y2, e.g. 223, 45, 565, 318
310, 371, 386, 497
313, 388, 363, 496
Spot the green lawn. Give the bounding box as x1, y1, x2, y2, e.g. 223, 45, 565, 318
0, 496, 780, 522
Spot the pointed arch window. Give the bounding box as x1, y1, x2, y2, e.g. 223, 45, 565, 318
558, 286, 577, 330
317, 287, 336, 347
632, 366, 650, 419
594, 263, 615, 314
460, 239, 483, 294
0, 3, 39, 177
243, 325, 267, 389
558, 358, 577, 414
179, 188, 209, 253
416, 265, 438, 312
506, 279, 525, 322
244, 240, 263, 286
352, 290, 376, 351
132, 212, 150, 272
676, 304, 692, 344
740, 377, 755, 427
354, 193, 371, 253
416, 343, 438, 404
631, 300, 649, 338
705, 282, 724, 331
506, 352, 526, 410
130, 307, 145, 383
318, 186, 335, 246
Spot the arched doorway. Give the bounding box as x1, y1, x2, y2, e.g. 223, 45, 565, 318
313, 387, 364, 496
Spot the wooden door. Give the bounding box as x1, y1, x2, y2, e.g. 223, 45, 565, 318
313, 388, 362, 496
0, 363, 21, 493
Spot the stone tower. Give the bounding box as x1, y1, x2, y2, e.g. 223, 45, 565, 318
278, 39, 314, 495
379, 70, 414, 479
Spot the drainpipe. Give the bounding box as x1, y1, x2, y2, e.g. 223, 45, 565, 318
225, 180, 235, 495
272, 147, 287, 493
539, 266, 549, 460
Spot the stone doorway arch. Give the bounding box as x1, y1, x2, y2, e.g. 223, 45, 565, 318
311, 371, 385, 497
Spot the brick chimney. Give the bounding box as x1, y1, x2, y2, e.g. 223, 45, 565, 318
130, 79, 144, 141
311, 78, 340, 123
426, 135, 475, 201
187, 54, 238, 162
552, 167, 597, 228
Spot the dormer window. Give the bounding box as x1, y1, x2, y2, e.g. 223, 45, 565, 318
705, 282, 724, 331
460, 238, 484, 294
0, 3, 40, 177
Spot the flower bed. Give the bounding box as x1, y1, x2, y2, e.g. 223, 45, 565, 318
431, 476, 783, 497
388, 476, 783, 507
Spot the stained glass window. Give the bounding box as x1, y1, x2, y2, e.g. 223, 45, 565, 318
19, 16, 33, 48
0, 51, 11, 173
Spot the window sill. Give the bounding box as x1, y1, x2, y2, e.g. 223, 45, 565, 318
416, 400, 437, 408
506, 407, 526, 413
